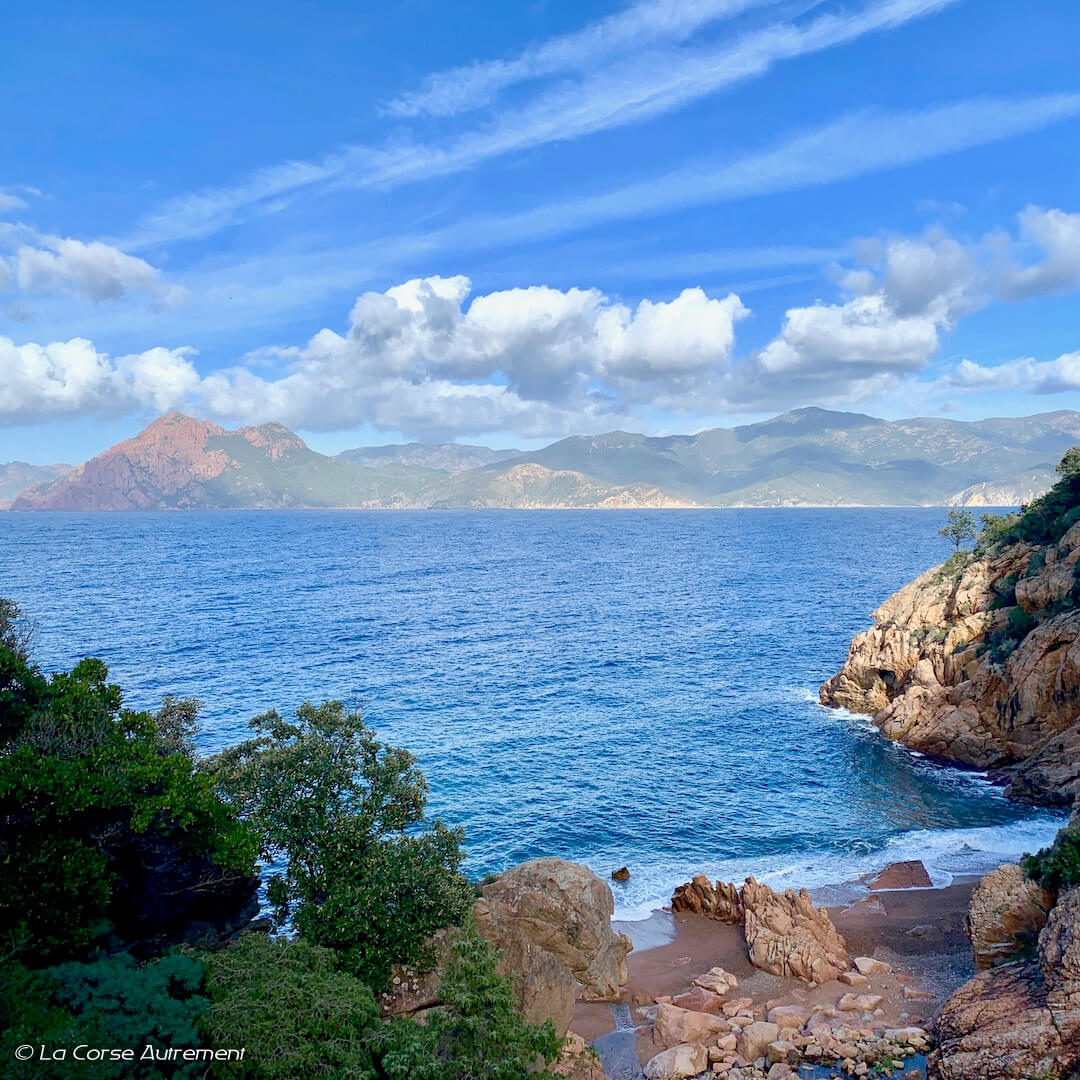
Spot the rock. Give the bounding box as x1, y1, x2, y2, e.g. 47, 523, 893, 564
671, 875, 743, 922
839, 971, 869, 986
653, 1003, 731, 1048
672, 986, 727, 1014
741, 877, 850, 983
643, 1042, 709, 1079
966, 863, 1054, 969
693, 966, 739, 996
611, 866, 631, 881
767, 1005, 811, 1031
474, 858, 632, 1035
902, 985, 935, 1001
738, 1021, 780, 1062
473, 897, 577, 1033
477, 857, 632, 1001
853, 956, 891, 975
865, 860, 933, 890
723, 996, 754, 1017
553, 1032, 606, 1080
930, 961, 1062, 1078
819, 527, 1080, 808
837, 993, 884, 1012
1039, 886, 1080, 1073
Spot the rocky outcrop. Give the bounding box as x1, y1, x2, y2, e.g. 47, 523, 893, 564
379, 858, 630, 1036
931, 869, 1080, 1079
671, 874, 743, 922
821, 519, 1080, 805
966, 863, 1054, 970
669, 875, 848, 983
741, 877, 850, 983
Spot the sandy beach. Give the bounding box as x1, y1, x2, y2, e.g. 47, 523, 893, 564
573, 871, 978, 1078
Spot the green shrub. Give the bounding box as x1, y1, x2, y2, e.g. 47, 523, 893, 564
0, 953, 208, 1080
1025, 822, 1080, 892
0, 641, 257, 964
375, 917, 562, 1080
201, 933, 379, 1080
989, 574, 1019, 610
979, 605, 1038, 664
208, 702, 475, 990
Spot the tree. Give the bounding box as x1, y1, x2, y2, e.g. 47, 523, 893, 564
376, 917, 562, 1080
1056, 445, 1080, 479
208, 702, 475, 990
0, 629, 258, 964
939, 508, 977, 551
201, 933, 379, 1080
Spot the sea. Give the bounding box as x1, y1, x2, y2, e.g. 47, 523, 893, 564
1, 508, 1065, 919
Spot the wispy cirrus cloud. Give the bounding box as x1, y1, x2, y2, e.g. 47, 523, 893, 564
384, 0, 790, 118
117, 0, 960, 251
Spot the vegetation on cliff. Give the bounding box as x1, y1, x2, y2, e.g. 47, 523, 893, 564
0, 600, 560, 1078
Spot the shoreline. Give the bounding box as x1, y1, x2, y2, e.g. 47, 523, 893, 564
578, 865, 982, 1077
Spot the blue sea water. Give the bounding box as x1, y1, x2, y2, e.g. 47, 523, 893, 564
1, 509, 1064, 917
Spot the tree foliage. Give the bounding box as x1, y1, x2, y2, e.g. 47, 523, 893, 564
376, 917, 562, 1080
1025, 821, 1080, 892
939, 508, 977, 551
208, 702, 474, 990
201, 932, 379, 1080
976, 447, 1080, 550
0, 641, 257, 964
0, 952, 208, 1080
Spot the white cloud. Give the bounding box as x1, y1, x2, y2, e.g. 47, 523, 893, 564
733, 206, 1080, 408
118, 0, 960, 249
0, 277, 747, 437
385, 0, 784, 117
1001, 206, 1080, 300
11, 236, 190, 307
0, 337, 201, 424
950, 352, 1080, 395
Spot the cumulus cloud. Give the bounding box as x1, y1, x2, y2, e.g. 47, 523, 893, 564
9, 236, 189, 307
950, 352, 1080, 395
0, 337, 200, 424
0, 277, 748, 436
735, 206, 1080, 407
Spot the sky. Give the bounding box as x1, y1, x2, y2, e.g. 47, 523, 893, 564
2, 0, 1080, 464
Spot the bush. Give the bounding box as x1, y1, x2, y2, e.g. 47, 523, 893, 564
979, 605, 1038, 665
1025, 822, 1080, 892
208, 702, 475, 990
376, 917, 562, 1080
201, 933, 379, 1080
0, 953, 208, 1080
0, 640, 257, 964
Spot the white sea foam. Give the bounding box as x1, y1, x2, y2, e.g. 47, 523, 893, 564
603, 813, 1066, 921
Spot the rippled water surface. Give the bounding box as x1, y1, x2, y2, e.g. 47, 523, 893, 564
2, 509, 1062, 915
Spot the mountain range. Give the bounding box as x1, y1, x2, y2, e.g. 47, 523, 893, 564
8, 407, 1080, 511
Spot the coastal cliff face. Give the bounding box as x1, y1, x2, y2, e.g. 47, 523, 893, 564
820, 519, 1080, 807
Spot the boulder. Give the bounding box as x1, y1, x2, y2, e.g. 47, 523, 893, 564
767, 1005, 811, 1031
931, 886, 1080, 1079
865, 860, 932, 890
853, 956, 891, 975
739, 1020, 780, 1063
642, 1042, 709, 1079
653, 1003, 730, 1048
477, 857, 632, 1001
671, 874, 743, 922
837, 993, 884, 1012
692, 966, 739, 996
611, 866, 631, 881
741, 877, 849, 983
671, 985, 726, 1014
966, 863, 1054, 969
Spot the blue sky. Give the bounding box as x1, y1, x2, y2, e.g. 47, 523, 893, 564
2, 0, 1079, 463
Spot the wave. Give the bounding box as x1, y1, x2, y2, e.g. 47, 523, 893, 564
603, 813, 1066, 922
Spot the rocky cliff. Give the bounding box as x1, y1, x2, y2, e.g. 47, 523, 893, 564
821, 488, 1080, 808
